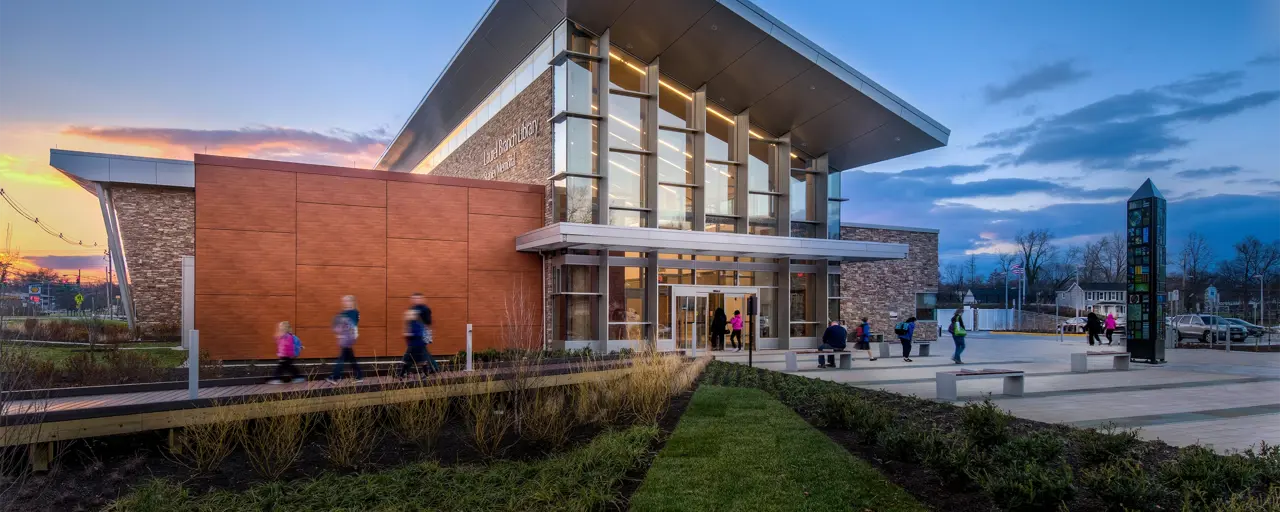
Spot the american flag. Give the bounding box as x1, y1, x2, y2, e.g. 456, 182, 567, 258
1011, 263, 1024, 276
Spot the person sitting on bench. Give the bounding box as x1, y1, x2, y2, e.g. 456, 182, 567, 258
818, 320, 848, 368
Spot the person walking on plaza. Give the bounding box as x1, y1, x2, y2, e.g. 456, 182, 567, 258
268, 321, 303, 384
729, 310, 745, 352
817, 320, 848, 368
1086, 308, 1102, 346
710, 307, 728, 351
896, 316, 917, 362
949, 310, 967, 364
326, 295, 364, 384
398, 309, 439, 378
853, 317, 877, 361
1104, 313, 1117, 345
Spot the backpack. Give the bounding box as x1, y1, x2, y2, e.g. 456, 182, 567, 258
853, 325, 863, 339
291, 334, 303, 357
894, 322, 908, 335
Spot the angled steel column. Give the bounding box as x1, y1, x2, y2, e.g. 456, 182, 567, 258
644, 57, 660, 229
597, 249, 610, 353
95, 183, 136, 331
776, 132, 792, 237
733, 110, 750, 233
815, 153, 830, 239
595, 29, 611, 225
692, 85, 707, 231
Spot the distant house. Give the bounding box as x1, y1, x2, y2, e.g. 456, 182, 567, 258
1057, 282, 1127, 322
962, 287, 1008, 306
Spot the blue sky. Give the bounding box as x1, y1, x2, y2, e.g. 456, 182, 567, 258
1, 0, 1277, 276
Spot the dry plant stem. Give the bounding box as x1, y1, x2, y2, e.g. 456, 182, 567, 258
168, 407, 244, 474
463, 372, 512, 459
520, 387, 574, 448
0, 343, 53, 510
389, 391, 450, 450
323, 404, 382, 468
238, 395, 317, 479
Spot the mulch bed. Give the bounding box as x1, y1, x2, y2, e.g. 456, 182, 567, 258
3, 382, 701, 512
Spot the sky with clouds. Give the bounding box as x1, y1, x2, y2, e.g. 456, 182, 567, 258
1, 0, 1277, 280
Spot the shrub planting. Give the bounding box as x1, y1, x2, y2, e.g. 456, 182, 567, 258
323, 404, 382, 468
1081, 458, 1169, 511
972, 460, 1075, 511
463, 375, 514, 459
918, 430, 980, 487
959, 398, 1013, 448
1161, 445, 1263, 507
1072, 422, 1142, 466
389, 395, 451, 450
169, 417, 244, 474
240, 408, 316, 479
877, 423, 929, 463
519, 388, 574, 448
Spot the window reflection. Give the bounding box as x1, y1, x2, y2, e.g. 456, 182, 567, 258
657, 130, 693, 184
554, 117, 598, 176
705, 107, 735, 161
607, 151, 645, 208
657, 77, 693, 128
658, 185, 693, 230
789, 170, 818, 222
554, 177, 597, 223
607, 93, 646, 150
749, 195, 777, 236
705, 162, 736, 216
748, 135, 777, 192
608, 50, 647, 92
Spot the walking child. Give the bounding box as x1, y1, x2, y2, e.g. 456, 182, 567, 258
853, 317, 877, 361
326, 295, 364, 384
729, 310, 744, 352
1104, 313, 1117, 345
268, 321, 304, 384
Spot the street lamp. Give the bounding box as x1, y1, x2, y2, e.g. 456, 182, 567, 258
1255, 274, 1265, 328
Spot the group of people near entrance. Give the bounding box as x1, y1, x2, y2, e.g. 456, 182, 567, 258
1085, 308, 1119, 346
267, 293, 441, 385
813, 311, 971, 368
709, 308, 747, 351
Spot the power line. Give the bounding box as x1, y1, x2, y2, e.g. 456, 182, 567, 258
0, 188, 102, 248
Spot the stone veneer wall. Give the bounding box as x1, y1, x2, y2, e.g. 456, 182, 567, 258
422, 68, 555, 346
839, 225, 939, 342
111, 185, 195, 330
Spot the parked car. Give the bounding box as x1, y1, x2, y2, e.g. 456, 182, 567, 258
1223, 318, 1266, 338
1171, 314, 1247, 342
1059, 317, 1087, 333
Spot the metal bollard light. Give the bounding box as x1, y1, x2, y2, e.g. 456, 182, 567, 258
465, 324, 474, 372
188, 330, 199, 399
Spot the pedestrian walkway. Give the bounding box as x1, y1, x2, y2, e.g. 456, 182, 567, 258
716, 333, 1280, 453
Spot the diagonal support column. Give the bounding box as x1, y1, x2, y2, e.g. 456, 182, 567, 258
95, 183, 136, 331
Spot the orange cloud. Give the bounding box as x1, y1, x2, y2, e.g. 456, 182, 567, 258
62, 125, 390, 168
0, 153, 76, 188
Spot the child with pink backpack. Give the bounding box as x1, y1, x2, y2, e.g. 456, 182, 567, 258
268, 321, 305, 384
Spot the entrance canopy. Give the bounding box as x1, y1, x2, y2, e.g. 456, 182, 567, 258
516, 222, 907, 262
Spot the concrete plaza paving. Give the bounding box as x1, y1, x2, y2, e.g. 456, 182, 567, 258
714, 332, 1280, 453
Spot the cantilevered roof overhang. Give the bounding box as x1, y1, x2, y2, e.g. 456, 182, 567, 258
377, 0, 949, 174
517, 223, 908, 262
50, 149, 194, 196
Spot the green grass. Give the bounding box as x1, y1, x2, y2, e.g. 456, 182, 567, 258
109, 425, 660, 512
631, 385, 926, 512
6, 344, 187, 367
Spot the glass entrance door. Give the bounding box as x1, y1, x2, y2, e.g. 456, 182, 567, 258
675, 295, 704, 355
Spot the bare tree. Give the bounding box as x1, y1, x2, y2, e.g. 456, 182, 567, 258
1015, 229, 1056, 292
1219, 236, 1280, 302
1177, 231, 1215, 311
1100, 232, 1126, 283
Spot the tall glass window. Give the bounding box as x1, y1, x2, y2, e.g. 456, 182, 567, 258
554, 177, 598, 223
828, 272, 844, 324
554, 117, 598, 177
705, 107, 735, 162
554, 57, 597, 116
828, 170, 844, 239
554, 265, 599, 342
747, 127, 779, 236
657, 125, 694, 231
657, 185, 692, 230
790, 272, 817, 337
608, 50, 647, 92
607, 266, 649, 340
657, 78, 694, 128
608, 151, 645, 209
607, 93, 646, 151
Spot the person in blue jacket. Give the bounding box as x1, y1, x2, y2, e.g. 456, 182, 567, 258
816, 320, 848, 368
898, 316, 917, 362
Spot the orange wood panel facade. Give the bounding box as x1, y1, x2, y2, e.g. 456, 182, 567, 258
193, 154, 544, 360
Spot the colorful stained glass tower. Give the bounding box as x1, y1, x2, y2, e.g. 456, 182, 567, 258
1126, 179, 1166, 363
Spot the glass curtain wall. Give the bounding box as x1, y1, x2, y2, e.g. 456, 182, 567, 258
747, 126, 780, 236
828, 272, 844, 324
551, 23, 601, 224
607, 49, 650, 227
789, 151, 820, 238
657, 78, 695, 230
607, 266, 649, 340
705, 106, 738, 232
827, 170, 845, 239
554, 265, 599, 342
790, 272, 817, 337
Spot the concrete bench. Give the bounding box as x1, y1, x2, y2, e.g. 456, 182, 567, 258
936, 368, 1025, 401
1070, 351, 1131, 373
878, 341, 932, 358
785, 350, 852, 371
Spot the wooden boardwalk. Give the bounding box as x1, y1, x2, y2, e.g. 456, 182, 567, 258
1, 360, 631, 447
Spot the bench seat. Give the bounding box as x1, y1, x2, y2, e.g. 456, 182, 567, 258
878, 341, 932, 358
936, 368, 1025, 401
1071, 351, 1131, 373
785, 350, 852, 371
